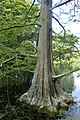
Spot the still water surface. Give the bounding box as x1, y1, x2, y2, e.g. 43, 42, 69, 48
58, 72, 80, 120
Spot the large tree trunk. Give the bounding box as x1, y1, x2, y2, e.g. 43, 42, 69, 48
20, 0, 72, 112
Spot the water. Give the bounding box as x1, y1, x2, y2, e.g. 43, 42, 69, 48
58, 72, 80, 120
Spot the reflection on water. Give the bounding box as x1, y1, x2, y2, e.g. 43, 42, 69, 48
58, 71, 80, 120
72, 72, 80, 103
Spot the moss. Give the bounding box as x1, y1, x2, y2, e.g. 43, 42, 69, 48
56, 109, 67, 119
59, 108, 67, 114
57, 101, 74, 119
38, 106, 56, 120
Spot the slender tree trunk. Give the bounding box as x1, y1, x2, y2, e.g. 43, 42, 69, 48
20, 0, 72, 112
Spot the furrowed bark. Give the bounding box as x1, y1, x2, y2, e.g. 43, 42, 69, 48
20, 0, 72, 112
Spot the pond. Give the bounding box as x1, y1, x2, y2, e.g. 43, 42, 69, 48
57, 71, 80, 120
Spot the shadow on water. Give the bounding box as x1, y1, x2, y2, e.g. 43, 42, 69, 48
57, 71, 80, 120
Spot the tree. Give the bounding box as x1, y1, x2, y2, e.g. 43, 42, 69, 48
20, 0, 72, 112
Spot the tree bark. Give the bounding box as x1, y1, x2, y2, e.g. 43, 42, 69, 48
20, 0, 72, 112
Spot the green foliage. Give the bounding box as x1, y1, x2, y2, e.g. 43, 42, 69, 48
0, 71, 33, 109
52, 30, 80, 92
0, 0, 39, 48
0, 0, 39, 78
0, 8, 37, 113
0, 1, 38, 117
0, 0, 80, 119
53, 30, 79, 69
0, 101, 56, 120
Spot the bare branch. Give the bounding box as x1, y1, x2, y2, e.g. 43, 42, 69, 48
52, 15, 65, 31
52, 15, 66, 38
51, 0, 73, 10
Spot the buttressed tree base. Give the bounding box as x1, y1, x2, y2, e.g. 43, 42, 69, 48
20, 0, 72, 112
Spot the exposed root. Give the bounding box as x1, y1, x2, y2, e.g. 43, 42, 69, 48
20, 92, 59, 112
19, 75, 73, 114
57, 92, 73, 109
60, 102, 69, 108
19, 84, 72, 113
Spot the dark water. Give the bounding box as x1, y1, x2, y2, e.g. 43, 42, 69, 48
58, 72, 80, 120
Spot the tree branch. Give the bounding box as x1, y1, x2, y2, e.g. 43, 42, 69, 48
24, 12, 40, 24
52, 15, 65, 31
53, 50, 80, 60
51, 0, 73, 10
33, 12, 40, 23
0, 43, 15, 53
0, 53, 37, 68
17, 53, 37, 58
0, 68, 34, 78
52, 67, 80, 79
52, 15, 66, 38
0, 23, 40, 31
0, 57, 15, 68
28, 0, 36, 12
